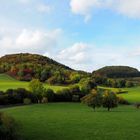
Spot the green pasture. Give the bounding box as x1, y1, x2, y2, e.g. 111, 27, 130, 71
1, 103, 140, 140
0, 74, 67, 92
120, 87, 140, 103
98, 86, 140, 103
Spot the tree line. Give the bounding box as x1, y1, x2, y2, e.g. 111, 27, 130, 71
0, 78, 130, 108
0, 78, 96, 105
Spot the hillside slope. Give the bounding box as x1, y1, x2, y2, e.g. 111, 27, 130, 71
0, 53, 87, 84
0, 53, 71, 70
0, 74, 67, 91
93, 66, 140, 78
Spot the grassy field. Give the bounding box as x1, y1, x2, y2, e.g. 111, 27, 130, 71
98, 86, 140, 103
1, 74, 140, 140
120, 87, 140, 103
0, 74, 67, 92
1, 103, 140, 140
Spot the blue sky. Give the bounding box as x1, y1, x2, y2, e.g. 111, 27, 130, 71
0, 0, 140, 72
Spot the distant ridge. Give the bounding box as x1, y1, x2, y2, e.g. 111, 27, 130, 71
93, 66, 140, 78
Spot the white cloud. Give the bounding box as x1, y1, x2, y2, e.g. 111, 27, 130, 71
57, 42, 88, 63
0, 28, 62, 56
107, 0, 140, 18
70, 0, 140, 22
55, 42, 140, 71
56, 43, 91, 70
70, 0, 102, 22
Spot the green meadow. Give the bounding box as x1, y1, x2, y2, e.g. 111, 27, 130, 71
98, 86, 140, 103
1, 103, 140, 140
120, 87, 140, 103
1, 74, 140, 140
0, 74, 67, 92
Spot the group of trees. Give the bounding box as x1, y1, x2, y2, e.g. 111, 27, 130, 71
105, 79, 134, 88
0, 78, 130, 111
92, 75, 135, 88
0, 88, 36, 105
0, 78, 96, 105
8, 64, 85, 84
29, 78, 96, 103
81, 89, 127, 111
0, 75, 133, 105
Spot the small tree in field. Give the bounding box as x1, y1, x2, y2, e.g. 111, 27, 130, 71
81, 89, 102, 111
102, 91, 118, 111
29, 79, 45, 103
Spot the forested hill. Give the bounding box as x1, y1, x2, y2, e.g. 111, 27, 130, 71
0, 53, 88, 84
93, 66, 140, 78
1, 53, 140, 83
0, 53, 71, 70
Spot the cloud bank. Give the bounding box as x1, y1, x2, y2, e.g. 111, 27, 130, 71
70, 0, 140, 21
0, 28, 62, 55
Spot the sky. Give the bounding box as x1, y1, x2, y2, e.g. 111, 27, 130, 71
0, 0, 140, 72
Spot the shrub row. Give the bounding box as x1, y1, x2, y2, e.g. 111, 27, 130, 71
0, 88, 37, 105
0, 85, 91, 105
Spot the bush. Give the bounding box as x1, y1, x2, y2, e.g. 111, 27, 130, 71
61, 89, 72, 101
0, 88, 36, 105
125, 81, 134, 88
55, 89, 72, 102
118, 97, 130, 105
69, 85, 81, 94
72, 95, 80, 102
80, 78, 97, 94
134, 102, 140, 109
0, 91, 8, 105
43, 89, 55, 102
29, 79, 45, 103
0, 112, 20, 140
23, 98, 32, 105
81, 84, 91, 95
41, 97, 48, 103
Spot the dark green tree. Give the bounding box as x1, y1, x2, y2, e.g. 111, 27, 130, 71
81, 89, 102, 111
29, 79, 45, 103
43, 89, 55, 102
102, 91, 118, 111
